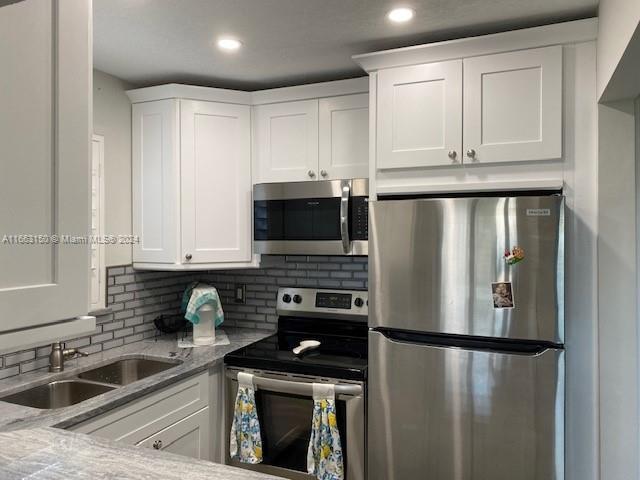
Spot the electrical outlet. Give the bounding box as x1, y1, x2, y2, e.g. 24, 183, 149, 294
234, 283, 246, 304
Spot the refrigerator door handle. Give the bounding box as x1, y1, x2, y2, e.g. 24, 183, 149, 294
377, 328, 562, 356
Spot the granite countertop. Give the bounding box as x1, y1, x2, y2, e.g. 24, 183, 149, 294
0, 328, 281, 479
0, 427, 281, 479
0, 328, 272, 431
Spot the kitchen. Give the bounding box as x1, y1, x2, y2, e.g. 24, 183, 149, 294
0, 0, 638, 479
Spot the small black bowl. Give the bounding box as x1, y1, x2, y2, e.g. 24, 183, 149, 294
153, 313, 188, 334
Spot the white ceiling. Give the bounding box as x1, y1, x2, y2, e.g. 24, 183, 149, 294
94, 0, 597, 91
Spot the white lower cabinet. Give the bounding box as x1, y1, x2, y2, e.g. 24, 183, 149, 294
71, 369, 221, 462
136, 407, 211, 460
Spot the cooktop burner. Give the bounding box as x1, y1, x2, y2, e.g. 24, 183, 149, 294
225, 288, 368, 380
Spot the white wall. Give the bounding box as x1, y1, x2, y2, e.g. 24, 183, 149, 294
562, 41, 599, 480
597, 99, 639, 480
93, 69, 132, 266
597, 0, 640, 100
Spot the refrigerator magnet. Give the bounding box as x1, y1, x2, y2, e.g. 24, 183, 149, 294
504, 246, 525, 265
492, 282, 514, 309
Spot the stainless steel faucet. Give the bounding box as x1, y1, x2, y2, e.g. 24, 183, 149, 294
48, 342, 89, 373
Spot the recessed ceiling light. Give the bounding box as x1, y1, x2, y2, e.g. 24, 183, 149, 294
387, 7, 415, 23
217, 37, 242, 52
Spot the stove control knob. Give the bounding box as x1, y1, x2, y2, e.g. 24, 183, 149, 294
354, 297, 364, 308
293, 294, 302, 304
282, 294, 292, 303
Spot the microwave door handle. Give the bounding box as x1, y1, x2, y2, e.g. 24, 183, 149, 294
340, 182, 350, 254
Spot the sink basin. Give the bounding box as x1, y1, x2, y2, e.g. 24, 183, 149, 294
0, 380, 116, 410
77, 357, 181, 386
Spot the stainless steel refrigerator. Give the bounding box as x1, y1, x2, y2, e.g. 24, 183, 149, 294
368, 195, 565, 480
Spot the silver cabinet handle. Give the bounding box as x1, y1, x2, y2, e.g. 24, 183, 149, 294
153, 440, 162, 450
466, 149, 476, 159
448, 150, 457, 161
320, 169, 328, 177
185, 253, 192, 261
340, 181, 350, 254
308, 170, 316, 178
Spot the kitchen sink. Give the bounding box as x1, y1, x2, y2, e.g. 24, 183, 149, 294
76, 357, 182, 386
0, 380, 116, 410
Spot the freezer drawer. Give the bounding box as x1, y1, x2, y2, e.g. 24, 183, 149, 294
368, 330, 564, 480
369, 195, 564, 343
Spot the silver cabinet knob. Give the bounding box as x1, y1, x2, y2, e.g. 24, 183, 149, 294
308, 170, 316, 178
466, 149, 477, 159
153, 440, 162, 450
320, 170, 328, 177
185, 253, 192, 261
448, 150, 457, 161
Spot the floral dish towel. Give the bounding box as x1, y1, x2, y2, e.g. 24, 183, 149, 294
307, 383, 344, 480
229, 372, 263, 464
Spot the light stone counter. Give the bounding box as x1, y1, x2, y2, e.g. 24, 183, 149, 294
0, 329, 283, 479
0, 328, 271, 431
0, 427, 281, 479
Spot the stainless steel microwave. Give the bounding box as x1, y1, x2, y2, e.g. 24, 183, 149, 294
253, 178, 368, 256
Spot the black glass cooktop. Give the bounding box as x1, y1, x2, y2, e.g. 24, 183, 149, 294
225, 317, 368, 381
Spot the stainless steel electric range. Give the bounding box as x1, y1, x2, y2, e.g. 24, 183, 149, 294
224, 287, 368, 480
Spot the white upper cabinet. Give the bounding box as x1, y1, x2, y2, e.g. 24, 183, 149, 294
129, 89, 255, 270
254, 100, 319, 182
352, 20, 595, 196
377, 60, 463, 169
132, 100, 179, 265
180, 100, 251, 265
463, 46, 562, 164
0, 0, 91, 333
319, 94, 369, 180
251, 79, 370, 184
129, 80, 369, 269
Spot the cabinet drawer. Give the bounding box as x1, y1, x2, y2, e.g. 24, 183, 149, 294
71, 371, 208, 445
136, 407, 211, 461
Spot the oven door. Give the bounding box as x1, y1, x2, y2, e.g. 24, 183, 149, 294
225, 368, 365, 480
254, 179, 363, 256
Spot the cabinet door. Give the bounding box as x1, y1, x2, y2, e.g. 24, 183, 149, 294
463, 46, 562, 164
181, 100, 251, 264
319, 94, 369, 180
254, 100, 319, 182
0, 0, 91, 331
137, 407, 211, 461
377, 60, 462, 169
132, 100, 179, 264
71, 371, 209, 443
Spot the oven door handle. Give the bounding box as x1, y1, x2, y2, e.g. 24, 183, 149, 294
340, 181, 351, 254
226, 370, 362, 397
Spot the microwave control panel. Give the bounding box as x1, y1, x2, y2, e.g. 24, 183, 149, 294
351, 196, 368, 240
